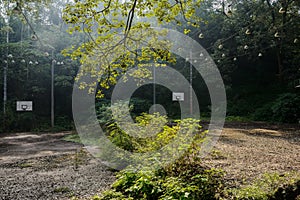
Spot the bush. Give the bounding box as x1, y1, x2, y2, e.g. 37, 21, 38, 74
271, 180, 300, 200
97, 100, 204, 168
95, 98, 152, 128
54, 116, 74, 131
252, 103, 274, 122
271, 93, 300, 123
227, 99, 254, 117
98, 108, 224, 199
161, 158, 224, 200
129, 98, 152, 118
224, 172, 300, 200
94, 100, 224, 199
0, 100, 73, 132
0, 109, 38, 132
252, 93, 300, 123
99, 159, 224, 200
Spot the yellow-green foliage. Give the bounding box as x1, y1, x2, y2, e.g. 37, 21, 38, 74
105, 101, 198, 151
62, 0, 203, 97
97, 154, 224, 200
103, 109, 203, 166
97, 108, 225, 199
223, 171, 300, 200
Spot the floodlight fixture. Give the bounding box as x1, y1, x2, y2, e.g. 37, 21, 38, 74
31, 34, 38, 41
12, 5, 21, 15
279, 7, 286, 14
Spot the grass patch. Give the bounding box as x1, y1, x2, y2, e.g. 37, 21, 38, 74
63, 133, 82, 144
18, 162, 33, 168
53, 186, 71, 193
226, 116, 252, 122
209, 149, 227, 159
223, 171, 300, 200
63, 132, 102, 146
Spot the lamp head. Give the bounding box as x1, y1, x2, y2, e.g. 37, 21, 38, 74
227, 10, 232, 16
31, 34, 38, 41
279, 7, 285, 14
12, 6, 21, 15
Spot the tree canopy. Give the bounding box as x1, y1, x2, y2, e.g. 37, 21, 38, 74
1, 0, 299, 131
62, 0, 204, 97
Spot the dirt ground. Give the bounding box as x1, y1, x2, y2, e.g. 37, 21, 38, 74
202, 122, 300, 186
0, 132, 115, 200
0, 122, 299, 199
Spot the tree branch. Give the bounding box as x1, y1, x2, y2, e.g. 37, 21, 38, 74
98, 0, 112, 14
266, 0, 275, 24
125, 0, 138, 35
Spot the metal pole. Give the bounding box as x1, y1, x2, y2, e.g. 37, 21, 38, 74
3, 49, 8, 116
153, 64, 156, 112
3, 2, 9, 117
189, 51, 193, 116
51, 50, 55, 128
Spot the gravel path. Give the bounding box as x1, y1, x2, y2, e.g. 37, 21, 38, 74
1, 123, 299, 199
202, 122, 300, 186
0, 132, 115, 200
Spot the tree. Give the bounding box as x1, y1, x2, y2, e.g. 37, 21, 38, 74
62, 0, 204, 97
0, 0, 81, 131
187, 0, 300, 119
201, 0, 300, 85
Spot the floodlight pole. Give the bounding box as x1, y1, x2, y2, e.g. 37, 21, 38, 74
3, 28, 8, 116
153, 64, 156, 112
3, 2, 9, 129
189, 50, 193, 116
51, 50, 55, 129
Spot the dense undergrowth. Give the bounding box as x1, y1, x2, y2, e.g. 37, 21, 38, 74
94, 160, 224, 200
223, 172, 300, 200
227, 84, 300, 124
87, 103, 300, 200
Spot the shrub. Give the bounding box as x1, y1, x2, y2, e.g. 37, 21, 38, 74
271, 180, 300, 200
95, 100, 113, 127
227, 99, 254, 117
224, 172, 300, 200
106, 122, 135, 151
271, 93, 300, 123
97, 100, 204, 168
95, 98, 152, 128
161, 158, 224, 200
252, 93, 300, 123
252, 103, 274, 122
99, 162, 224, 200
54, 116, 74, 131
129, 98, 152, 118
98, 109, 224, 199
